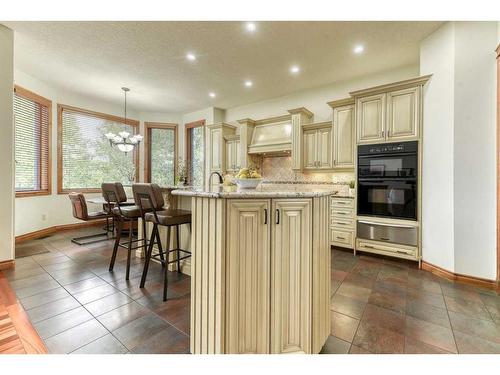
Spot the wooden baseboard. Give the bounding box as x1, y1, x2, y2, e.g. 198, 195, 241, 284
422, 261, 499, 291
15, 219, 108, 244
0, 260, 15, 271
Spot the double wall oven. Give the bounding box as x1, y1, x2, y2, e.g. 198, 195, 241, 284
356, 141, 418, 247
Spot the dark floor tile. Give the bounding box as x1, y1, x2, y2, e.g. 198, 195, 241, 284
64, 276, 108, 294
479, 293, 500, 309
406, 300, 451, 329
404, 337, 452, 354
448, 311, 500, 344
45, 319, 108, 354
444, 295, 491, 320
135, 288, 182, 309
2, 265, 47, 281
332, 270, 348, 282
352, 321, 405, 354
320, 335, 351, 354
485, 304, 500, 321
343, 273, 376, 289
336, 282, 372, 303
84, 292, 132, 317
112, 313, 170, 350
453, 330, 500, 354
408, 277, 442, 295
440, 281, 482, 303
72, 334, 128, 354
404, 315, 457, 353
130, 324, 189, 354
168, 277, 191, 296
53, 270, 96, 286
330, 293, 367, 319
361, 304, 405, 334
97, 302, 149, 332
331, 280, 342, 294
171, 311, 190, 335
73, 284, 118, 305
407, 287, 446, 309
26, 295, 80, 323
376, 269, 408, 289
368, 289, 406, 314
349, 344, 372, 354
350, 261, 381, 280
9, 273, 53, 290
153, 294, 190, 325
34, 306, 93, 339
330, 311, 359, 343
20, 287, 70, 310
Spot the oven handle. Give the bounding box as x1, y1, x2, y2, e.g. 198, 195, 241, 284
357, 220, 416, 229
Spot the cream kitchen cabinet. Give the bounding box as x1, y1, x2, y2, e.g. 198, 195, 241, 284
225, 136, 241, 173
205, 123, 237, 184
331, 100, 355, 169
302, 122, 333, 170
352, 77, 427, 145
187, 194, 330, 354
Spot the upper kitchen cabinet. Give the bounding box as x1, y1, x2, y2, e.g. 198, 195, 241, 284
328, 98, 355, 169
350, 75, 430, 145
205, 123, 237, 182
287, 107, 314, 171
302, 122, 333, 170
225, 135, 241, 173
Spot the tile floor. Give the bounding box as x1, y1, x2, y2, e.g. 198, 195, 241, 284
322, 249, 500, 354
2, 228, 500, 354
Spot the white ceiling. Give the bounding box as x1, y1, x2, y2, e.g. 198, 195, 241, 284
3, 21, 443, 113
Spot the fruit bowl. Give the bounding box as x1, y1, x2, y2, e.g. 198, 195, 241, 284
235, 178, 262, 189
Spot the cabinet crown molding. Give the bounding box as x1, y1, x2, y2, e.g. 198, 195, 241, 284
349, 75, 432, 97
302, 121, 331, 131
207, 122, 237, 130
237, 118, 256, 125
327, 98, 355, 108
287, 107, 314, 118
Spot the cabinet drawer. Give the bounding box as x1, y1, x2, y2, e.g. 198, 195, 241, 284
330, 207, 354, 218
330, 229, 353, 247
356, 239, 416, 258
330, 217, 354, 229
330, 198, 354, 209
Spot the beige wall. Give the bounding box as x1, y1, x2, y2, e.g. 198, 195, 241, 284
0, 25, 14, 262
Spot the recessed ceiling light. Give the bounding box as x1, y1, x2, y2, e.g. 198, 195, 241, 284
290, 65, 300, 74
245, 22, 256, 32
353, 45, 364, 54
244, 80, 253, 87
186, 52, 196, 61
209, 92, 216, 98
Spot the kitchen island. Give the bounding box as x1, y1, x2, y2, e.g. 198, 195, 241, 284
171, 184, 333, 354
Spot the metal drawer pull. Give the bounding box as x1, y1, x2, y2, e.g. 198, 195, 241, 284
396, 250, 408, 254
364, 245, 375, 249
358, 220, 416, 229
336, 236, 346, 240
264, 209, 268, 224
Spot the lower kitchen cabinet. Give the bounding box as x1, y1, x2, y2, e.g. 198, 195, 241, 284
330, 196, 355, 249
190, 196, 330, 354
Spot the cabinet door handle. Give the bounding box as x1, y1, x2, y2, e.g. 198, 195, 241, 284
336, 236, 346, 240
264, 209, 268, 224
275, 209, 280, 225
364, 244, 375, 249
382, 130, 385, 138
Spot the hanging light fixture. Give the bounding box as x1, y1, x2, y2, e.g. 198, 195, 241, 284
104, 87, 143, 154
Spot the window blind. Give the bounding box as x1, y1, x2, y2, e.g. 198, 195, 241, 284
59, 106, 138, 192
149, 127, 176, 186
14, 89, 50, 194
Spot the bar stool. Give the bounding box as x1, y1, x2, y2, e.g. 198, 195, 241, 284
132, 183, 191, 301
102, 182, 151, 281
68, 193, 112, 245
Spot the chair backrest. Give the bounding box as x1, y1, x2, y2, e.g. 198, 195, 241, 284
132, 183, 165, 214
68, 193, 89, 221
101, 182, 128, 205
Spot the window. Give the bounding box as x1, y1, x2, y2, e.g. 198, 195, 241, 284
14, 86, 51, 197
185, 120, 205, 186
145, 122, 177, 186
58, 104, 139, 193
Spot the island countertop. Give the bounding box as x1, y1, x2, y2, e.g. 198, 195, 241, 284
171, 183, 339, 198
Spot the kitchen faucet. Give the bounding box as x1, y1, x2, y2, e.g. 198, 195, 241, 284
209, 171, 224, 185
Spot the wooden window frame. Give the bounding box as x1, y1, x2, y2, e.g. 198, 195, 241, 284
185, 119, 206, 185
14, 85, 52, 198
57, 104, 140, 194
144, 122, 178, 184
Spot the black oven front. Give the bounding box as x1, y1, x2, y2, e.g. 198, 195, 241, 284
357, 141, 418, 220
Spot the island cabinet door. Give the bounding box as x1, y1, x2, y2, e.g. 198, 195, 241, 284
271, 199, 312, 354
226, 199, 271, 354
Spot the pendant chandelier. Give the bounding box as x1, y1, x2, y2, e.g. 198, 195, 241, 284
104, 87, 143, 153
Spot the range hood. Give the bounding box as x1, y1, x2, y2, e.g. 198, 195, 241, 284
247, 116, 292, 155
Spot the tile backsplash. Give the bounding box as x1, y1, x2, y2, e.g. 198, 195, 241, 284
259, 156, 355, 193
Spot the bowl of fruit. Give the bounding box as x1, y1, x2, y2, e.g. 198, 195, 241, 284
234, 167, 262, 189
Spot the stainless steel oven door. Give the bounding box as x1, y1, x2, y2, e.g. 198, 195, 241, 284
357, 220, 417, 247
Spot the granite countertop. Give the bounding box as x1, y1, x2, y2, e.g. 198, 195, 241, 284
171, 183, 340, 198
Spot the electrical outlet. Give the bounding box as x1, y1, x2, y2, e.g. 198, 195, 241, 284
41, 214, 47, 221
